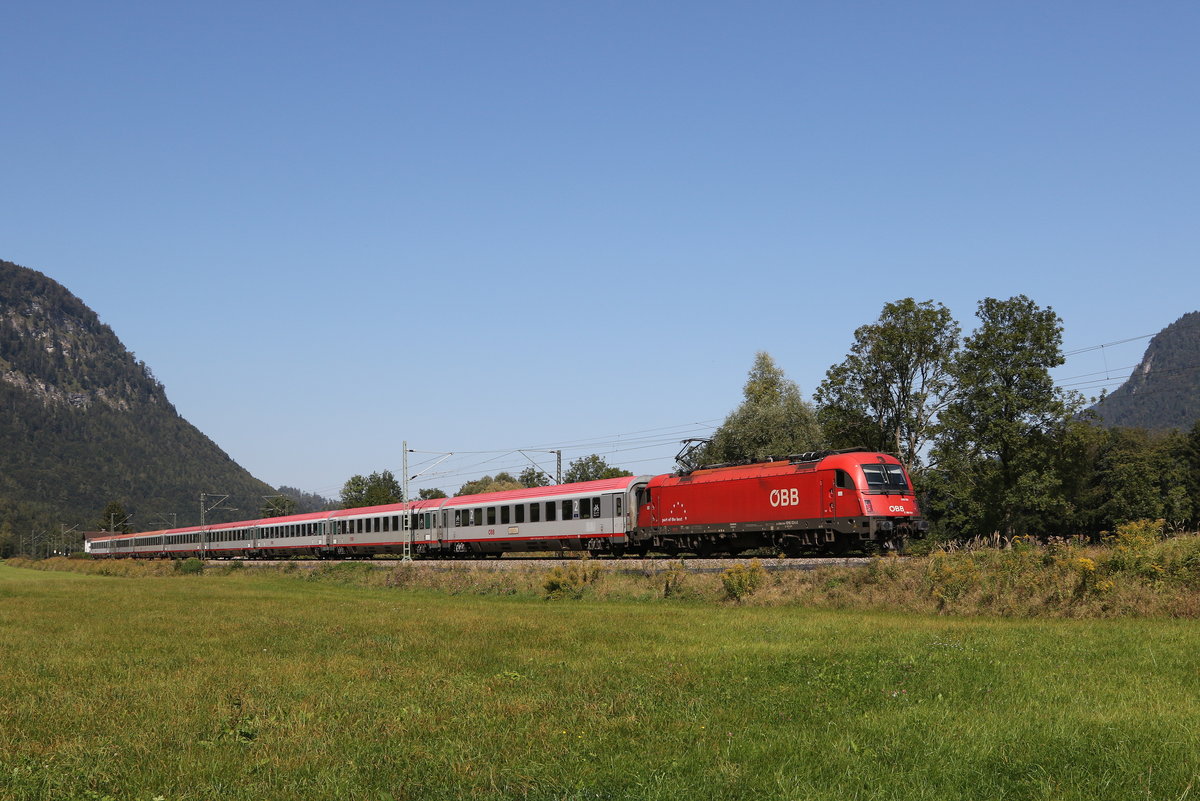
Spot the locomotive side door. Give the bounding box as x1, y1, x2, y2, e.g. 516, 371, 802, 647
832, 469, 856, 518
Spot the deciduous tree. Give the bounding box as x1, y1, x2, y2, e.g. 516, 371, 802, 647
519, 466, 551, 488
456, 473, 523, 496
697, 352, 822, 467
815, 299, 958, 470
929, 296, 1082, 537
340, 470, 403, 509
563, 455, 632, 483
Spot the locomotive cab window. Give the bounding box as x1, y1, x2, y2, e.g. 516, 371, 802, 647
861, 464, 911, 493
835, 470, 854, 489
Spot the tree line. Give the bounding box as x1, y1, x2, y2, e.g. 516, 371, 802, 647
333, 454, 632, 511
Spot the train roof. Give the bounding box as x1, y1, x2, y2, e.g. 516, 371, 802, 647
434, 475, 650, 508
86, 475, 653, 543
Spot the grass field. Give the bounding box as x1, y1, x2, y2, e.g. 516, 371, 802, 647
2, 562, 1198, 800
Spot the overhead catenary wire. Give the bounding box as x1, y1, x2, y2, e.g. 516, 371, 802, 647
315, 322, 1197, 499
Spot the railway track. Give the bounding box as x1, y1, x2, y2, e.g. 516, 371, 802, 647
232, 556, 880, 573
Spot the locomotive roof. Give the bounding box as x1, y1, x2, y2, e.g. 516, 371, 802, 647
649, 450, 904, 487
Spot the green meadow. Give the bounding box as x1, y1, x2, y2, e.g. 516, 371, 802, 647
1, 561, 1198, 801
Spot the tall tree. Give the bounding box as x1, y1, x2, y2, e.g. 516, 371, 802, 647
418, 488, 448, 500
697, 352, 822, 467
1092, 428, 1187, 528
0, 520, 15, 558
815, 299, 959, 470
930, 296, 1082, 537
563, 455, 632, 483
97, 500, 133, 533
339, 470, 403, 509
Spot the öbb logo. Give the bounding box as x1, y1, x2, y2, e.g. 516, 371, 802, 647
769, 488, 800, 507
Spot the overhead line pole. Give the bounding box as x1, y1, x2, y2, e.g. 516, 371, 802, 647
60, 523, 78, 557
402, 442, 410, 562
403, 443, 455, 561
200, 493, 237, 560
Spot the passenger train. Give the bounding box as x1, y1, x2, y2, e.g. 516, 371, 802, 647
85, 449, 927, 559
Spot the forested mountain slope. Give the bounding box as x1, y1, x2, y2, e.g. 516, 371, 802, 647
0, 259, 274, 537
1090, 312, 1200, 431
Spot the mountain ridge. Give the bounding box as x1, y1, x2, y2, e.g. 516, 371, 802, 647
0, 258, 275, 543
1089, 311, 1200, 430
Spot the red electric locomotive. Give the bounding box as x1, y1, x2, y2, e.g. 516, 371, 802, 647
632, 449, 926, 555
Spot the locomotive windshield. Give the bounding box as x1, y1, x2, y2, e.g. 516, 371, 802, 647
861, 464, 910, 493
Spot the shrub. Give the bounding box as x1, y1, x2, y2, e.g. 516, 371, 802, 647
542, 558, 603, 600
1103, 519, 1166, 578
721, 559, 767, 602
175, 557, 204, 575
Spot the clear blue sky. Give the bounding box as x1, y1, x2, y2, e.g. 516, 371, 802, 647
3, 2, 1197, 498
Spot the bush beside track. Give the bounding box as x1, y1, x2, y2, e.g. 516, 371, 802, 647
10, 520, 1200, 617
